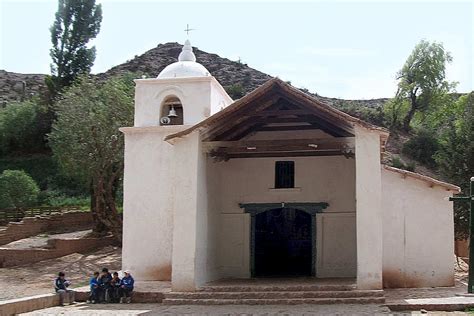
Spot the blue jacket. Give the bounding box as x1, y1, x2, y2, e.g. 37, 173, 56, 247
120, 275, 134, 290
90, 277, 99, 291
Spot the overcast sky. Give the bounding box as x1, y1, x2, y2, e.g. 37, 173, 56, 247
0, 0, 472, 99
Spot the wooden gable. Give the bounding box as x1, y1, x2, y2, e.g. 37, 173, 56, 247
166, 78, 388, 160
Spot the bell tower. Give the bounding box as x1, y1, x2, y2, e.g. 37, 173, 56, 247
121, 40, 232, 281
133, 40, 233, 128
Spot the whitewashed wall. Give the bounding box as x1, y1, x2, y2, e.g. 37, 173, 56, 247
316, 213, 357, 277
121, 125, 187, 281
134, 77, 232, 127
210, 155, 357, 279
382, 168, 455, 288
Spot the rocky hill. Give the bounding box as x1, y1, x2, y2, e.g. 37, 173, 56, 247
0, 42, 389, 113
0, 70, 46, 105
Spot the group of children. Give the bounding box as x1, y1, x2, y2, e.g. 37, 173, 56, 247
53, 268, 135, 305
89, 268, 135, 304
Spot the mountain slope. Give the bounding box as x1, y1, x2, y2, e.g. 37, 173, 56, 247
0, 42, 389, 114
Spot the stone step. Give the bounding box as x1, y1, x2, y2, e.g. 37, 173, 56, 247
162, 297, 386, 305
165, 290, 384, 300
199, 284, 356, 292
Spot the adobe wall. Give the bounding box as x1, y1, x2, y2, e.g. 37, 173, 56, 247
381, 168, 455, 288
0, 236, 113, 267
0, 211, 93, 246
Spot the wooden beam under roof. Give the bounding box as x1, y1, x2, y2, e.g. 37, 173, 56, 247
206, 137, 355, 160
203, 137, 355, 151
278, 95, 354, 135
215, 150, 354, 160
201, 94, 280, 141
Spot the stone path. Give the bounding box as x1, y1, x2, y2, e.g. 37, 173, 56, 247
20, 302, 393, 315
0, 246, 120, 301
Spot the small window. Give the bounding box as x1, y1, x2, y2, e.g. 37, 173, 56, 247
275, 161, 295, 188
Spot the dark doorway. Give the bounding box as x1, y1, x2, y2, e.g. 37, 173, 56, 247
254, 208, 312, 277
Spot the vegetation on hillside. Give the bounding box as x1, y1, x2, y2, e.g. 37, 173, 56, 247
382, 40, 472, 238
0, 170, 40, 210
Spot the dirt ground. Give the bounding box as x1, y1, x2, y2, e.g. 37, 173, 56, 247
0, 245, 121, 301
0, 230, 470, 312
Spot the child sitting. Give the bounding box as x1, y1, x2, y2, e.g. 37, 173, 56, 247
89, 272, 100, 304
110, 272, 121, 303
120, 270, 134, 304
54, 272, 75, 306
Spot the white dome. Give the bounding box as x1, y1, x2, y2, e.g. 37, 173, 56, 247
157, 40, 211, 79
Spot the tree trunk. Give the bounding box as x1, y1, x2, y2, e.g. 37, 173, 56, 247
90, 184, 107, 234
403, 93, 418, 132
90, 176, 123, 244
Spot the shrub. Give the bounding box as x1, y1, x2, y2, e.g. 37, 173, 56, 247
0, 170, 40, 209
402, 130, 439, 168
226, 83, 245, 99
391, 156, 415, 172
38, 190, 89, 208
0, 100, 48, 155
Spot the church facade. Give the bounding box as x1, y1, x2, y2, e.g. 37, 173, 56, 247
120, 40, 460, 291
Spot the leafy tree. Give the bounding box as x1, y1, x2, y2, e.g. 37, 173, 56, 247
383, 98, 408, 129
402, 129, 439, 168
49, 75, 135, 242
0, 170, 40, 209
0, 100, 48, 155
394, 40, 454, 131
435, 92, 474, 239
47, 0, 102, 97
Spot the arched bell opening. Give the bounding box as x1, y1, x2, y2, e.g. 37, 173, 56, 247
160, 96, 184, 125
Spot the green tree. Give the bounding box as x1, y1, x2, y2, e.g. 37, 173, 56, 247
47, 0, 102, 97
0, 170, 40, 209
435, 92, 474, 239
0, 100, 48, 155
394, 40, 454, 131
49, 75, 135, 242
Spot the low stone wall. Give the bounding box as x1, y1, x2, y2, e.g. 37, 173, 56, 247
0, 211, 93, 246
0, 293, 60, 316
0, 285, 165, 315
0, 236, 114, 268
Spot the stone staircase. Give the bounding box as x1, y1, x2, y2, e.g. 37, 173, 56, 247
163, 283, 385, 305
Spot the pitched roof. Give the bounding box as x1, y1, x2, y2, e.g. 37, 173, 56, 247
383, 165, 461, 192
165, 78, 389, 142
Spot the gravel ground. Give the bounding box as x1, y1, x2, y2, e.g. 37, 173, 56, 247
0, 246, 121, 301
1, 230, 93, 249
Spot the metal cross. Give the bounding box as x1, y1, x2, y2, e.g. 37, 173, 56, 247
184, 24, 195, 36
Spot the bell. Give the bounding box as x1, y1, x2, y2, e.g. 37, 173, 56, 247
168, 106, 178, 117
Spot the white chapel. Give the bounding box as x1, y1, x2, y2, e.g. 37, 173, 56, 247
120, 40, 460, 292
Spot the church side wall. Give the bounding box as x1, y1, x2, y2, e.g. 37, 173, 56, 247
213, 156, 357, 279
381, 169, 455, 288
122, 128, 182, 281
